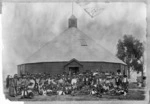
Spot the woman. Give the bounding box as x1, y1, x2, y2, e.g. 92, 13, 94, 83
9, 76, 16, 97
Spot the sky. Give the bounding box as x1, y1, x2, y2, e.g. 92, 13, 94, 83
2, 2, 146, 78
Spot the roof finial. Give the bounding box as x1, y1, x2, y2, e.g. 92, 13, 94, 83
72, 1, 74, 15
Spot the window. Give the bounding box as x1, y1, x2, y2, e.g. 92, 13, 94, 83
80, 39, 87, 46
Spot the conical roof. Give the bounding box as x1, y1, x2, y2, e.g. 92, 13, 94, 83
23, 27, 125, 65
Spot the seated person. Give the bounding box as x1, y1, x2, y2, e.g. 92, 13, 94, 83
57, 87, 65, 95
90, 88, 97, 95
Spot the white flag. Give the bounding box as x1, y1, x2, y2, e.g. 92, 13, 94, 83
76, 2, 108, 18
84, 7, 105, 18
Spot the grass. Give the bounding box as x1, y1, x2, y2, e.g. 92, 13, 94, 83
4, 82, 145, 101
5, 89, 145, 101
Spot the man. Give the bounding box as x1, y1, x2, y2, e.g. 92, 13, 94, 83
35, 76, 40, 86
116, 69, 122, 76
71, 75, 78, 90
26, 77, 35, 99
71, 75, 77, 85
116, 70, 122, 88
47, 76, 53, 85
122, 75, 128, 96
16, 77, 22, 95
20, 76, 30, 99
13, 75, 18, 95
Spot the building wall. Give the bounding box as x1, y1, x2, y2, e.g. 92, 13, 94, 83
18, 62, 127, 76
80, 62, 121, 73
18, 62, 67, 75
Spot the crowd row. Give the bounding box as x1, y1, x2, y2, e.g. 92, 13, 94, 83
6, 70, 129, 99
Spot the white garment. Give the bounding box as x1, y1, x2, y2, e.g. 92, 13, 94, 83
52, 79, 56, 84
47, 89, 52, 93
48, 78, 53, 84
103, 85, 109, 90
28, 89, 32, 93
93, 72, 98, 76
28, 79, 35, 89
117, 73, 122, 76
43, 90, 47, 96
105, 80, 110, 84
94, 84, 97, 87
91, 90, 97, 95
123, 78, 127, 83
57, 90, 65, 95
71, 78, 77, 85
105, 73, 109, 75
36, 79, 40, 84
58, 79, 64, 84
86, 78, 88, 81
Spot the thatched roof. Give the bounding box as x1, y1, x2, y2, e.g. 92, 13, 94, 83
23, 26, 125, 65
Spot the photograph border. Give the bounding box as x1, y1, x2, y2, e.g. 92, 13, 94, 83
1, 0, 149, 104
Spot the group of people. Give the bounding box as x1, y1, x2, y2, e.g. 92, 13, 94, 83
6, 69, 129, 99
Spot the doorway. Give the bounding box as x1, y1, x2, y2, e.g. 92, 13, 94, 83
69, 67, 79, 75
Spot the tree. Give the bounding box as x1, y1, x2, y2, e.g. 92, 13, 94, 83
116, 35, 144, 78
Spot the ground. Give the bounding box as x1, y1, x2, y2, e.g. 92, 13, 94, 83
4, 82, 145, 101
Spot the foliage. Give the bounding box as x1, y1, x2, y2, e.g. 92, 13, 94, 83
116, 35, 144, 72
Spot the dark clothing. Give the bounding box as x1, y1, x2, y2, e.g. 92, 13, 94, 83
6, 77, 9, 89
9, 78, 16, 97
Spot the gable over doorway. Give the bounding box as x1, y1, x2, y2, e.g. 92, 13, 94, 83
64, 58, 83, 75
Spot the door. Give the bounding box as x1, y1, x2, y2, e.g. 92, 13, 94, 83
69, 67, 79, 75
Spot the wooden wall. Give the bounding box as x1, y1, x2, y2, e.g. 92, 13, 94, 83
18, 62, 127, 76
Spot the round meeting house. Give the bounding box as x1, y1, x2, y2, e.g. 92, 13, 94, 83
17, 15, 128, 76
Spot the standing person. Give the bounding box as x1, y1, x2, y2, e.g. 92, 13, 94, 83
47, 76, 53, 85
82, 75, 86, 85
35, 76, 40, 87
20, 76, 30, 99
116, 69, 122, 76
9, 76, 16, 97
85, 75, 89, 85
111, 76, 116, 88
17, 77, 22, 95
116, 70, 122, 87
71, 75, 77, 90
6, 75, 10, 89
28, 77, 36, 90
115, 76, 120, 88
13, 75, 18, 96
122, 75, 128, 95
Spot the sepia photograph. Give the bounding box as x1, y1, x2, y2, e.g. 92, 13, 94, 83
2, 1, 147, 102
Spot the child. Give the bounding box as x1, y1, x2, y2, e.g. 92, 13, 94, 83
122, 75, 128, 96
90, 88, 97, 95
122, 75, 128, 89
42, 86, 47, 96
